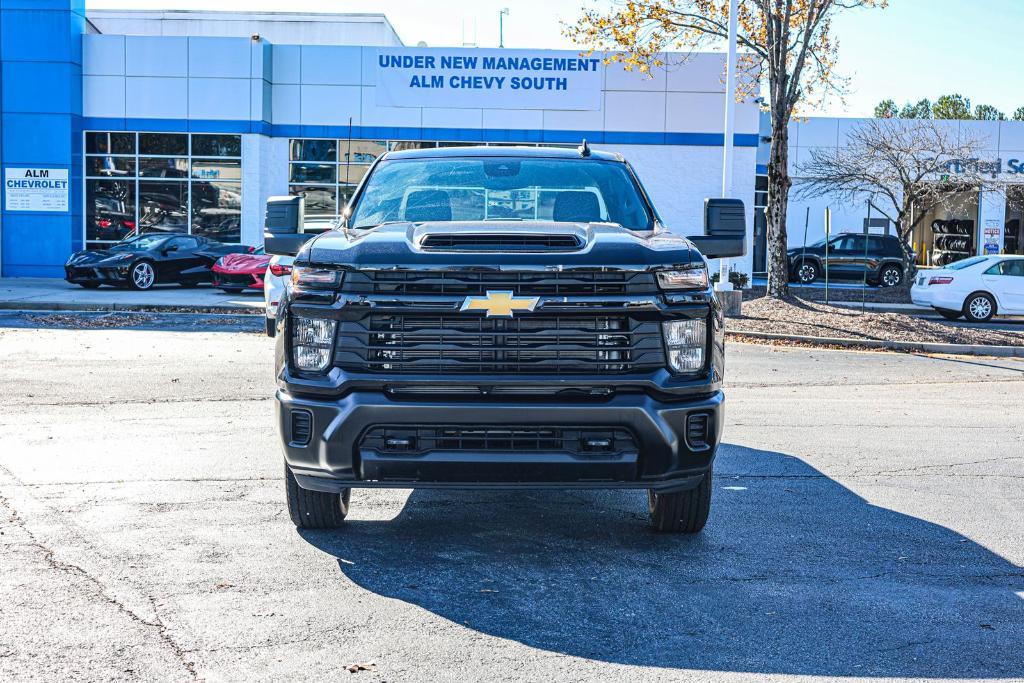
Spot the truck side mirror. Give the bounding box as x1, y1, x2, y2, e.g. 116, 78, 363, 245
689, 198, 747, 259
264, 195, 314, 256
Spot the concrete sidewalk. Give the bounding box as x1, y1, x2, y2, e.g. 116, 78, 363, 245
0, 277, 264, 313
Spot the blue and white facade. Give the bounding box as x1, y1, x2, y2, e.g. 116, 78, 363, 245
0, 4, 762, 278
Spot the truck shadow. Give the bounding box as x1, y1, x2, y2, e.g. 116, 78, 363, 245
299, 444, 1024, 678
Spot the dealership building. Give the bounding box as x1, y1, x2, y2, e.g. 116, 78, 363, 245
0, 2, 1020, 279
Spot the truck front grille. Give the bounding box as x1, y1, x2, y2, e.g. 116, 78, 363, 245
334, 314, 665, 375
339, 270, 659, 297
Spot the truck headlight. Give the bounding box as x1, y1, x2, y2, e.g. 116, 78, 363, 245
292, 316, 337, 372
291, 266, 341, 291
657, 266, 708, 290
663, 318, 706, 374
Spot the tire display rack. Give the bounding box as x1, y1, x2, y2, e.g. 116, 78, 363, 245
930, 219, 974, 267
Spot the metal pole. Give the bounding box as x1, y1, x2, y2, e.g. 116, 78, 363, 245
862, 200, 872, 313
800, 205, 809, 269
715, 0, 739, 293
499, 8, 509, 48
824, 207, 831, 305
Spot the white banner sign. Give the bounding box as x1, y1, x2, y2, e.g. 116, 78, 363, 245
375, 48, 603, 111
5, 167, 69, 212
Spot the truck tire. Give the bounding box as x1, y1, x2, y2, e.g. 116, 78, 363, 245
648, 468, 712, 533
285, 463, 350, 529
266, 317, 277, 337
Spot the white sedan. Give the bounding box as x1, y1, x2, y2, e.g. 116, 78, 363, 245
263, 254, 293, 336
911, 255, 1024, 322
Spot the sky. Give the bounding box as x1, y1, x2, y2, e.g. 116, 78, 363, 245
87, 0, 1024, 118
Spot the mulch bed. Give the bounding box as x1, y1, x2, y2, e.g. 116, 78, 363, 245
728, 296, 1023, 347
744, 283, 912, 304
20, 312, 261, 331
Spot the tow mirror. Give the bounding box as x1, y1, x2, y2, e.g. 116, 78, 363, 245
689, 198, 747, 259
264, 196, 314, 256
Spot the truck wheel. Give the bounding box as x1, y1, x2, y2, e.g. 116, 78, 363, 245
285, 463, 350, 529
265, 317, 277, 337
648, 468, 712, 533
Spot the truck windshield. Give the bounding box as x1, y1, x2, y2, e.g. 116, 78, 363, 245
349, 157, 654, 230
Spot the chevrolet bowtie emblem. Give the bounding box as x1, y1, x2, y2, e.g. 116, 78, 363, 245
460, 290, 539, 318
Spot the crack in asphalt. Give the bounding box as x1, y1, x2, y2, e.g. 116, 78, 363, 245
5, 395, 269, 408
0, 470, 199, 681
872, 456, 1024, 476
728, 377, 1024, 389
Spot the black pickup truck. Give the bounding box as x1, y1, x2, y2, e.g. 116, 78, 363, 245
265, 145, 745, 533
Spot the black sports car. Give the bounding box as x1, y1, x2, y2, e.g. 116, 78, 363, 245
65, 233, 252, 290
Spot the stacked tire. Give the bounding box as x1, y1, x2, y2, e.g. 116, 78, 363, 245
931, 219, 974, 266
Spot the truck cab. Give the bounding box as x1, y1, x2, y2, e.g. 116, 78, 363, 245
266, 145, 745, 533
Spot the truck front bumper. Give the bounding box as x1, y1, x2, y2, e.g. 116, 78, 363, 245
278, 389, 723, 493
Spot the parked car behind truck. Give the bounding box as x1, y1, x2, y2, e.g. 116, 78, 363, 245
265, 145, 746, 534
911, 254, 1024, 322
789, 232, 910, 287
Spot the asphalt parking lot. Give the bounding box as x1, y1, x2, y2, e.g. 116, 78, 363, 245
1, 315, 1022, 682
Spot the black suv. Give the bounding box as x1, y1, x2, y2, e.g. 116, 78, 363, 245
265, 146, 745, 534
788, 233, 909, 287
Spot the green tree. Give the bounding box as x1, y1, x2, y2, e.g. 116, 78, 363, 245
973, 104, 1006, 121
874, 99, 898, 118
1011, 106, 1024, 122
932, 94, 972, 120
898, 98, 931, 119
565, 0, 887, 300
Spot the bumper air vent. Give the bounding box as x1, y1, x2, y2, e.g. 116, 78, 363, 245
290, 409, 313, 446
419, 233, 583, 252
685, 413, 711, 451
361, 426, 637, 457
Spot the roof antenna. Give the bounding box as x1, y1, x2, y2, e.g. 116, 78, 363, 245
578, 139, 591, 157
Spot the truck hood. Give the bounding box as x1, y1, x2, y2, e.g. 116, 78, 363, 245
303, 222, 702, 271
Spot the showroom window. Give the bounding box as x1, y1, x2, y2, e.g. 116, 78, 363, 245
84, 132, 243, 249
287, 139, 574, 217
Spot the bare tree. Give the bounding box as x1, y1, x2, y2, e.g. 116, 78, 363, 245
565, 0, 887, 299
796, 118, 996, 271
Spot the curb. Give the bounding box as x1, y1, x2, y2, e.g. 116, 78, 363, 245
0, 300, 261, 315
725, 330, 1024, 357
827, 302, 929, 315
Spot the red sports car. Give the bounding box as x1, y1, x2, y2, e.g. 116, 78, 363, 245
212, 247, 270, 293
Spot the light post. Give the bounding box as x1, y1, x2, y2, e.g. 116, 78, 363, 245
715, 0, 738, 292
499, 8, 509, 48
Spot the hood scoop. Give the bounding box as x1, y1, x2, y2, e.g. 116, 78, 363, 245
416, 226, 585, 253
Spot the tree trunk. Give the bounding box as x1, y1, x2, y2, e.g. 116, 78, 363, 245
765, 117, 792, 299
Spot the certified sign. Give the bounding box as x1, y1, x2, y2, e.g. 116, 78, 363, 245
5, 168, 69, 212
376, 48, 603, 111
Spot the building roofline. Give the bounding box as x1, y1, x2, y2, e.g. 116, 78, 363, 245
383, 146, 623, 162
85, 9, 396, 22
